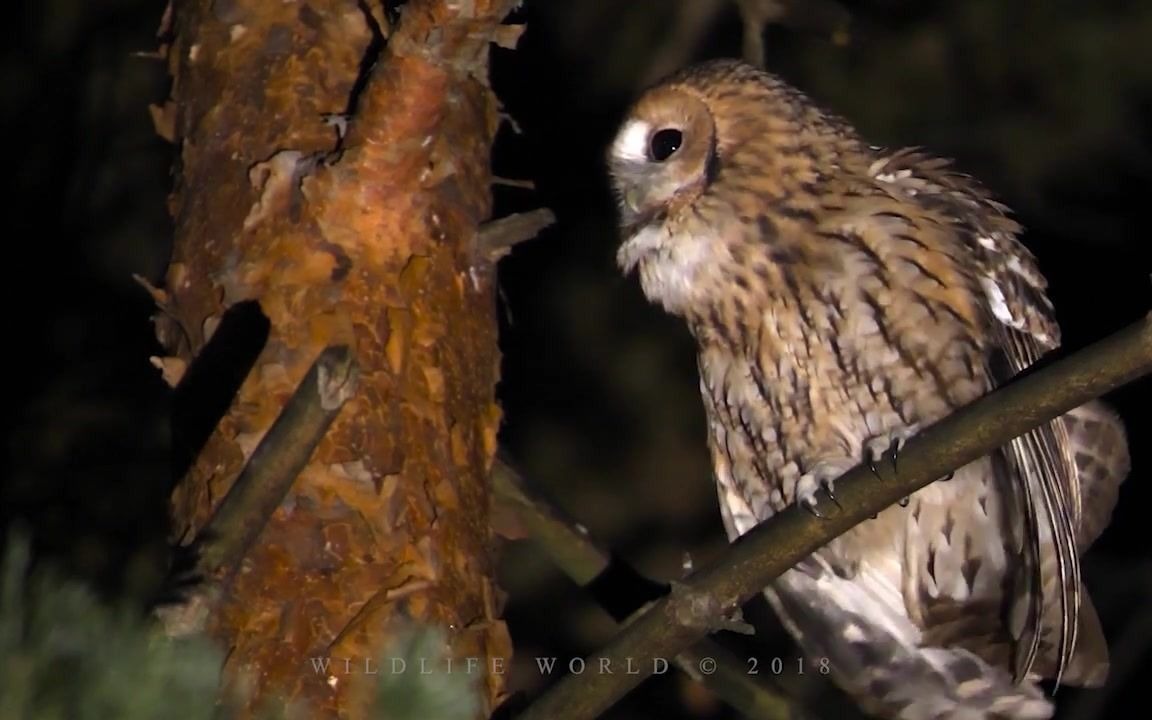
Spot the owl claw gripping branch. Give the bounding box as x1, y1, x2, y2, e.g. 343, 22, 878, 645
608, 60, 1130, 720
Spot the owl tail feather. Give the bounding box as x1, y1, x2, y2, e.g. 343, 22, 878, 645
766, 569, 1053, 720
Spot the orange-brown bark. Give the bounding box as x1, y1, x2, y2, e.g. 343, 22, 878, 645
154, 0, 516, 715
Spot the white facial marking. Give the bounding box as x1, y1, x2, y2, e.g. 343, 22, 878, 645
613, 119, 651, 163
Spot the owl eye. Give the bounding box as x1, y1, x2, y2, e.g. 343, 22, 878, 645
648, 128, 683, 162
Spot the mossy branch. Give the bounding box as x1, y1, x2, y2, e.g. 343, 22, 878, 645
516, 314, 1152, 720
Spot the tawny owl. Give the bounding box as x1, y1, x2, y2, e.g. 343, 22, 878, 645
608, 59, 1130, 720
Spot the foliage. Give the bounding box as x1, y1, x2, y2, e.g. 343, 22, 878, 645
372, 626, 483, 720
0, 531, 225, 720
1, 529, 484, 719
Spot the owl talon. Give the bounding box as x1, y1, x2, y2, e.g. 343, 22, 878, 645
898, 496, 910, 508
799, 482, 832, 518
864, 426, 921, 478
796, 459, 853, 518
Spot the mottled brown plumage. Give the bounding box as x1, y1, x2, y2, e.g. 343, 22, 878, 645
609, 59, 1130, 720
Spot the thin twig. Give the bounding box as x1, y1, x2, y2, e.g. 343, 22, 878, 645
515, 314, 1152, 720
477, 209, 556, 262
492, 176, 536, 189
734, 0, 787, 69
641, 0, 728, 86
492, 456, 608, 584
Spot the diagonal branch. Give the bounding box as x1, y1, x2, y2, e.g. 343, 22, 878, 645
156, 346, 358, 637
515, 313, 1152, 720
193, 345, 359, 579
492, 457, 805, 720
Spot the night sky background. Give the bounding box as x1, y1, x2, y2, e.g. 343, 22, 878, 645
5, 1, 1151, 718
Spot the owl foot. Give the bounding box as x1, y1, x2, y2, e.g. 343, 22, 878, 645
865, 425, 921, 477
796, 459, 855, 518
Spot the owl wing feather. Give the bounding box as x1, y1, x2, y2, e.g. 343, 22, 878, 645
1063, 401, 1129, 548
871, 148, 1106, 687
699, 351, 1057, 719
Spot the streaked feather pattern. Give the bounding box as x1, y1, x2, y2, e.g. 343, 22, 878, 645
868, 148, 1088, 686
608, 59, 1130, 719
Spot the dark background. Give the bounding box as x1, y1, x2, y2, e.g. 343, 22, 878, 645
5, 1, 1150, 718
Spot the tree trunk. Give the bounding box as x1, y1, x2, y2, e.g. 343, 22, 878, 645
151, 0, 517, 715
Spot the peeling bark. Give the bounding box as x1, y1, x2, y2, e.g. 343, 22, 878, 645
153, 0, 518, 715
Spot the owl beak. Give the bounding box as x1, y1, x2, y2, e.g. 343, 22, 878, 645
624, 188, 644, 213
609, 162, 653, 224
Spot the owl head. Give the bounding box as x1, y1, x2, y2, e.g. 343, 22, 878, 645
607, 59, 824, 225
609, 61, 812, 315
606, 60, 866, 317
607, 84, 718, 233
